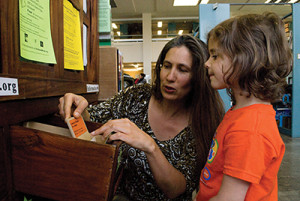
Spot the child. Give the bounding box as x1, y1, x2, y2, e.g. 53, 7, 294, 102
196, 12, 292, 201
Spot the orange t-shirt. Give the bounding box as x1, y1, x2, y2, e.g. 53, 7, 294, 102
196, 104, 285, 201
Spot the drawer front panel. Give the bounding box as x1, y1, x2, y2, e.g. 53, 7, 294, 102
10, 125, 117, 201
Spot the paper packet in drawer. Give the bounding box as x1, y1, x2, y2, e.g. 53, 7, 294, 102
66, 116, 91, 141
66, 115, 108, 144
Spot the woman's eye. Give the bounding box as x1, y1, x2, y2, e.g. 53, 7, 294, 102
212, 55, 217, 60
179, 67, 188, 72
163, 64, 171, 69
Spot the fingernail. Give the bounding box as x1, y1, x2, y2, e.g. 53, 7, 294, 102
91, 131, 95, 135
74, 112, 79, 117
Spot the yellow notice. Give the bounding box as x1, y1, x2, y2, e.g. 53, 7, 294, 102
63, 0, 84, 70
19, 0, 56, 64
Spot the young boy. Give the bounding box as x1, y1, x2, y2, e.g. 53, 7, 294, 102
196, 12, 292, 201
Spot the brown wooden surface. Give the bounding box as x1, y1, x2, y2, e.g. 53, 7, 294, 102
0, 93, 98, 127
10, 125, 118, 201
0, 0, 101, 199
0, 75, 99, 101
99, 47, 119, 101
0, 93, 100, 200
0, 129, 5, 200
0, 0, 99, 101
0, 126, 12, 201
88, 0, 99, 83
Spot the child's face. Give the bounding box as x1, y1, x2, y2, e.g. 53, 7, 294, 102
205, 39, 232, 90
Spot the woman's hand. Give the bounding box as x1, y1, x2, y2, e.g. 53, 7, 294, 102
92, 118, 187, 198
91, 118, 156, 154
58, 93, 89, 120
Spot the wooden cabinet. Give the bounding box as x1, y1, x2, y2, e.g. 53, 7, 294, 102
0, 0, 120, 200
10, 115, 122, 201
0, 0, 99, 101
98, 46, 123, 101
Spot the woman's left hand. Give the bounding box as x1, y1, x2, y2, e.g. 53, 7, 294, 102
91, 118, 156, 154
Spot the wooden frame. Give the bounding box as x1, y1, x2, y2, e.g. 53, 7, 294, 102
0, 0, 99, 101
0, 0, 103, 200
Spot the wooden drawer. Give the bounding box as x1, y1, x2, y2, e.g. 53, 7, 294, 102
9, 116, 121, 201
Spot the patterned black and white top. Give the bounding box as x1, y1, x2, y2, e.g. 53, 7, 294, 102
88, 84, 198, 201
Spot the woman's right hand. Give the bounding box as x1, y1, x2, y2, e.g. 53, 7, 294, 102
58, 93, 89, 120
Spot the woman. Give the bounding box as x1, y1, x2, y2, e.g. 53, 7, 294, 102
137, 73, 146, 84
59, 35, 224, 200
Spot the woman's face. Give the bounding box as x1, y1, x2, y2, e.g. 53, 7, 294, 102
160, 46, 193, 102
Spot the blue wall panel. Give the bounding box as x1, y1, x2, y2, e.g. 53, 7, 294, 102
292, 3, 300, 137
199, 4, 231, 111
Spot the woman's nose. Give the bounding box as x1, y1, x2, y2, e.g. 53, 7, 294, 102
166, 67, 176, 81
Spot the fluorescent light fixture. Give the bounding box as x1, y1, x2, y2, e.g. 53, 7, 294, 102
112, 23, 117, 29
158, 30, 162, 35
178, 30, 183, 35
265, 0, 271, 3
124, 67, 143, 71
200, 0, 209, 4
275, 0, 281, 3
117, 31, 120, 36
157, 21, 162, 28
173, 0, 199, 6
288, 0, 298, 2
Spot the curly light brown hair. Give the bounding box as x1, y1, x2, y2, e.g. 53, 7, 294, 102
207, 12, 292, 103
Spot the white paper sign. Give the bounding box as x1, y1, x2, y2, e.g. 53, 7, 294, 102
86, 84, 99, 93
83, 0, 87, 13
0, 77, 19, 96
83, 24, 87, 66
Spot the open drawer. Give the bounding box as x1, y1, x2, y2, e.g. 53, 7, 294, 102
9, 115, 122, 201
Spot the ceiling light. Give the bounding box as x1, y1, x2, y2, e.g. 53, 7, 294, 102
112, 23, 117, 29
158, 30, 162, 35
178, 30, 183, 35
157, 21, 162, 28
288, 0, 298, 2
117, 31, 120, 36
200, 0, 209, 4
173, 0, 199, 6
124, 67, 143, 71
264, 0, 272, 3
275, 0, 281, 3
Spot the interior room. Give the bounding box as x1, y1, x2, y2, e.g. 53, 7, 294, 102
0, 0, 299, 200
